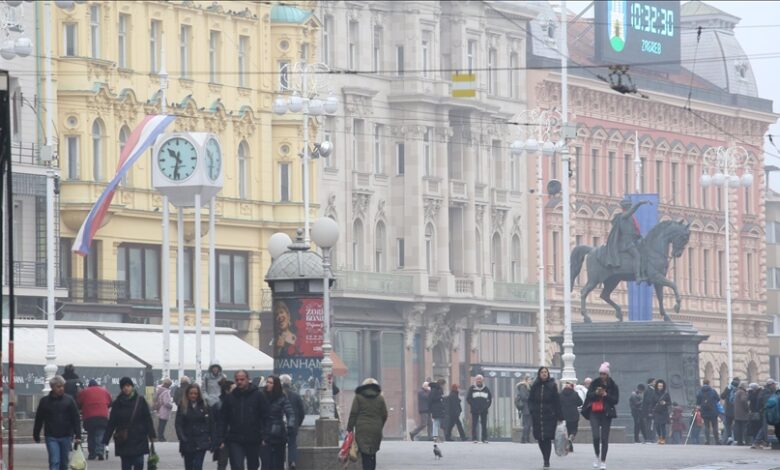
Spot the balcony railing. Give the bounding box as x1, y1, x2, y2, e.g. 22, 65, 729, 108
450, 180, 468, 201
11, 142, 48, 166
474, 183, 488, 202
423, 177, 441, 197
492, 188, 510, 207
333, 270, 414, 296
494, 282, 538, 303
2, 261, 49, 288
455, 278, 474, 295
66, 278, 128, 304
352, 171, 372, 191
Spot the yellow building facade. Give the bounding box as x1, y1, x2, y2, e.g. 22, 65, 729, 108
48, 0, 319, 347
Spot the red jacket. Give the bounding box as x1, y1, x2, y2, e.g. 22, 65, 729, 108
77, 385, 112, 420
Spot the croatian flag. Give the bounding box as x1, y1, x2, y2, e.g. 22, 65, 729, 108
73, 115, 176, 256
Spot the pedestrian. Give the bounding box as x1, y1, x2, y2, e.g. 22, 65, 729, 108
347, 378, 388, 470
515, 376, 532, 443
575, 378, 591, 404
153, 378, 173, 442
670, 403, 685, 444
720, 377, 740, 444
33, 375, 82, 470
409, 382, 431, 441
559, 381, 583, 452
582, 362, 619, 470
695, 379, 721, 445
690, 408, 703, 445
62, 364, 84, 401
204, 363, 227, 408
733, 381, 750, 445
211, 379, 234, 470
752, 379, 776, 449
444, 383, 467, 441
642, 378, 657, 442
175, 383, 212, 470
103, 377, 156, 470
747, 383, 763, 447
528, 366, 563, 469
219, 370, 270, 470
466, 374, 493, 443
653, 379, 671, 445
280, 374, 305, 469
428, 378, 446, 443
77, 379, 112, 461
262, 376, 296, 470
172, 376, 191, 406
629, 384, 646, 443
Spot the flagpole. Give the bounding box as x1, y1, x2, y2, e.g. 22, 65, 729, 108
159, 33, 172, 380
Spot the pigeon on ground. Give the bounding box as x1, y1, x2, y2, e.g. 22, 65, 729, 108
433, 444, 443, 460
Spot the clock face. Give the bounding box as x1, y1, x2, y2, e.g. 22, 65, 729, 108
205, 138, 222, 181
158, 137, 198, 182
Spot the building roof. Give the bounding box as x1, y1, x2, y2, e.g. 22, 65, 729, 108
270, 4, 312, 24
265, 237, 325, 282
681, 1, 740, 23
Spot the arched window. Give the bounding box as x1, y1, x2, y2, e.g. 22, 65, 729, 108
476, 229, 482, 275
92, 119, 105, 181
425, 223, 435, 273
118, 125, 131, 186
238, 140, 249, 199
352, 219, 364, 271
491, 232, 503, 281
704, 362, 714, 384
374, 222, 386, 273
718, 363, 729, 392
511, 234, 521, 282
747, 361, 758, 384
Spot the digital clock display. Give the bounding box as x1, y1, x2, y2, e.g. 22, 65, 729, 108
595, 0, 681, 69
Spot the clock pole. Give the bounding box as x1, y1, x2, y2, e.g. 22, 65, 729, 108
159, 33, 172, 381
194, 193, 203, 384
178, 207, 185, 379
209, 197, 216, 365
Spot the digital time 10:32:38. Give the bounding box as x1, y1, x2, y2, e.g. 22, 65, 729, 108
630, 1, 675, 37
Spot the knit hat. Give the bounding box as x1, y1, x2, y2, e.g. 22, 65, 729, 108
362, 378, 379, 386
599, 362, 611, 375
88, 379, 98, 387
119, 377, 134, 388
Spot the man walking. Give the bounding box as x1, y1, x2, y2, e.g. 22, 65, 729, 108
77, 379, 111, 460
33, 376, 82, 470
696, 379, 721, 445
629, 384, 646, 443
220, 370, 270, 470
515, 377, 532, 443
467, 374, 492, 443
721, 377, 740, 444
280, 374, 305, 469
409, 382, 431, 441
642, 378, 657, 442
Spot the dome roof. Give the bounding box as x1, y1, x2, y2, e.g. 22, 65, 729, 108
265, 235, 324, 282
270, 5, 313, 24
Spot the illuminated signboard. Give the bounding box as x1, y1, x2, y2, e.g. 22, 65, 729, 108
595, 0, 681, 69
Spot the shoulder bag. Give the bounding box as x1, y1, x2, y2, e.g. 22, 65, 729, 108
114, 396, 141, 444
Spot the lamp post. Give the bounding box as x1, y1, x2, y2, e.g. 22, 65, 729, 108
273, 61, 338, 245
511, 109, 564, 367
700, 145, 753, 382
311, 217, 339, 420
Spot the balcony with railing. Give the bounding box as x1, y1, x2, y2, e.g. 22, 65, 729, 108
423, 177, 442, 197
332, 270, 414, 297
3, 261, 49, 288
474, 183, 488, 203
492, 188, 510, 208
493, 282, 538, 303
454, 277, 474, 296
352, 171, 373, 193
11, 142, 50, 167
450, 180, 468, 202
65, 278, 129, 304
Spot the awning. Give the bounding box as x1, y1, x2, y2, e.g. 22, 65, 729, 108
330, 351, 348, 377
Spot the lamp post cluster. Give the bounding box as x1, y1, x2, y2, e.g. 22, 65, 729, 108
700, 144, 753, 383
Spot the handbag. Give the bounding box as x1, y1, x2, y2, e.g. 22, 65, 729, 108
349, 438, 359, 462
338, 431, 354, 463
114, 396, 141, 444
591, 399, 605, 413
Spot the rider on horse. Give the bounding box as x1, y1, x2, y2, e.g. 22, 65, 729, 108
601, 197, 651, 283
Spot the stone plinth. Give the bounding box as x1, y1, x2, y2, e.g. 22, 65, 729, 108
315, 418, 340, 447
297, 446, 342, 470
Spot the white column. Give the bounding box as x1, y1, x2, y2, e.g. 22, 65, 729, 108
320, 247, 335, 419
162, 200, 171, 379
177, 208, 185, 378
43, 170, 57, 392
302, 65, 311, 244
194, 194, 202, 384
537, 150, 545, 367
724, 179, 733, 381
209, 197, 216, 365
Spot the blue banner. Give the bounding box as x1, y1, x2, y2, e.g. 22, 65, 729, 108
628, 193, 659, 321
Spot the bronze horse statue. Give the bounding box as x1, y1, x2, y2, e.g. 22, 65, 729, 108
570, 220, 691, 323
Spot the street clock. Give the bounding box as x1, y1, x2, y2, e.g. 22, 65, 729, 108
152, 132, 224, 207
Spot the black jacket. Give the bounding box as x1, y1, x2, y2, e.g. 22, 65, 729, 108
696, 385, 720, 419
103, 392, 156, 457
175, 401, 211, 454
560, 387, 583, 423
466, 384, 493, 414
264, 394, 296, 444
652, 386, 671, 425
629, 391, 643, 417
220, 385, 270, 445
33, 393, 82, 440
642, 386, 657, 416
417, 389, 430, 414
428, 383, 446, 419
446, 390, 462, 419
528, 378, 563, 441
285, 388, 305, 428
584, 377, 620, 420
515, 383, 531, 416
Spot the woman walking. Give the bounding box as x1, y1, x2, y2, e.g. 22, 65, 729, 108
175, 384, 212, 470
653, 379, 671, 444
428, 379, 446, 443
445, 384, 467, 441
528, 367, 563, 469
103, 377, 156, 470
560, 381, 583, 452
583, 363, 619, 470
347, 378, 388, 470
262, 376, 296, 470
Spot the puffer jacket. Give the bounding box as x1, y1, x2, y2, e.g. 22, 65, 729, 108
560, 386, 583, 423
264, 394, 296, 444
347, 383, 388, 455
103, 392, 156, 457
734, 387, 749, 421
203, 364, 226, 407
175, 400, 211, 454
528, 377, 563, 441
220, 385, 270, 445
428, 382, 446, 420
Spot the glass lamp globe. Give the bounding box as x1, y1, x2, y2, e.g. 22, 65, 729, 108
510, 140, 525, 155
0, 40, 16, 60
288, 95, 304, 113
324, 94, 338, 114
700, 173, 712, 187
740, 172, 753, 187
54, 0, 75, 10
308, 98, 324, 116
317, 140, 333, 159
542, 140, 556, 156
311, 217, 340, 249
728, 175, 740, 188
712, 172, 726, 186
13, 37, 31, 57
525, 138, 539, 153
268, 232, 293, 259
272, 97, 288, 115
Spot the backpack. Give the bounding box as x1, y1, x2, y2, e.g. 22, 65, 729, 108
765, 392, 780, 426
727, 386, 737, 404
700, 389, 716, 414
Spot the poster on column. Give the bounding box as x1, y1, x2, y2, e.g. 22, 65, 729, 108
273, 297, 323, 415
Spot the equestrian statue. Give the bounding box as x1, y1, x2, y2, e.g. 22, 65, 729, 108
570, 197, 691, 323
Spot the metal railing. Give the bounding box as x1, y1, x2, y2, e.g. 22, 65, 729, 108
493, 282, 538, 303
455, 278, 474, 295
3, 261, 48, 288
65, 278, 128, 303
11, 142, 46, 166
333, 270, 414, 296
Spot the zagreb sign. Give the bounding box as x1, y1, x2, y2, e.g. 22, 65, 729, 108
595, 0, 680, 69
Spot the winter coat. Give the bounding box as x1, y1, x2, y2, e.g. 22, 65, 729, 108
103, 392, 156, 457
154, 385, 174, 421
428, 383, 446, 420
446, 390, 462, 419
528, 378, 563, 441
642, 385, 657, 417
33, 393, 82, 440
696, 385, 720, 419
466, 384, 493, 414
77, 385, 112, 424
417, 389, 430, 414
748, 389, 762, 415
653, 388, 671, 425
284, 387, 306, 428
671, 405, 685, 432
175, 400, 212, 454
220, 385, 270, 445
629, 391, 643, 417
203, 364, 226, 408
264, 394, 296, 444
584, 377, 620, 420
560, 387, 583, 423
734, 388, 750, 421
348, 383, 388, 455
721, 384, 738, 418
63, 370, 83, 402
515, 383, 531, 416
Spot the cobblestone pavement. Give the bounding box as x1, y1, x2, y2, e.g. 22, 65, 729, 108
9, 441, 780, 469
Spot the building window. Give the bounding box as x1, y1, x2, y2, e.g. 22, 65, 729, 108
375, 222, 386, 273
150, 20, 161, 73
624, 153, 631, 193
299, 42, 309, 61
591, 148, 599, 193
671, 162, 678, 204
374, 124, 383, 174
67, 136, 79, 180
746, 252, 753, 296
373, 26, 382, 72
487, 47, 497, 95
322, 15, 333, 65
279, 163, 290, 202
425, 224, 435, 273
278, 60, 290, 91
575, 147, 582, 192
492, 140, 502, 188
511, 234, 521, 282
238, 35, 248, 87
118, 14, 129, 68
717, 186, 722, 211
491, 232, 503, 281
552, 231, 559, 282
769, 267, 780, 289
352, 219, 364, 270
422, 32, 432, 78
209, 30, 220, 83
119, 125, 131, 186
216, 251, 248, 306
703, 248, 710, 295
655, 160, 663, 197
348, 20, 359, 70
179, 24, 190, 78
476, 230, 483, 275
511, 152, 519, 191
687, 164, 693, 207
396, 238, 405, 268
767, 221, 780, 244
238, 140, 249, 199
352, 119, 365, 170
182, 247, 194, 304
92, 119, 104, 181
607, 151, 615, 196
64, 23, 77, 56
687, 247, 694, 293
90, 5, 100, 58
395, 45, 404, 77
718, 250, 725, 296
396, 143, 405, 175
745, 186, 751, 214
702, 180, 708, 209
509, 52, 519, 98
423, 127, 433, 177
467, 39, 477, 72
117, 244, 160, 301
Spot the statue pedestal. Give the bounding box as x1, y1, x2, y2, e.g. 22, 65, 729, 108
554, 321, 707, 441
